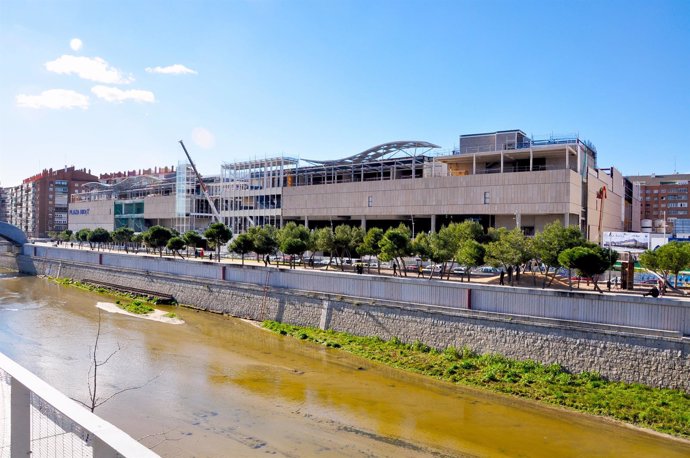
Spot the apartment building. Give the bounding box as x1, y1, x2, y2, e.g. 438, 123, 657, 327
6, 167, 98, 238
626, 173, 690, 234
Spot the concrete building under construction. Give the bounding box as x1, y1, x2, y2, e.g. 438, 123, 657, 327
67, 129, 641, 242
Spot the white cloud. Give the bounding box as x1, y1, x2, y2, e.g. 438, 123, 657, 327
70, 38, 83, 51
145, 64, 197, 75
192, 127, 215, 149
91, 85, 155, 103
16, 89, 89, 109
45, 55, 133, 84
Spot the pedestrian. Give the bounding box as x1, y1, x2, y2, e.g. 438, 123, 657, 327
392, 262, 397, 277
515, 265, 520, 283
70, 242, 73, 248
499, 270, 505, 285
264, 254, 269, 267
507, 265, 513, 284
643, 285, 659, 298
210, 253, 213, 261
417, 265, 423, 278
606, 278, 611, 291
658, 279, 665, 296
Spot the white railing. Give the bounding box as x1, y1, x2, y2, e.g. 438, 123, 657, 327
0, 352, 158, 458
21, 245, 690, 336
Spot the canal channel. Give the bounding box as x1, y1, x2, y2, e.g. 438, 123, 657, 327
1, 273, 688, 457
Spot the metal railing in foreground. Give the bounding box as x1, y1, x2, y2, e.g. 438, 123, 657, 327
0, 352, 158, 458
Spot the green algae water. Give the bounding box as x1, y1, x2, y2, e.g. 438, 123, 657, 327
1, 274, 688, 457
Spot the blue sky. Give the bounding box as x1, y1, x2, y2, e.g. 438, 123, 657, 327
1, 0, 688, 186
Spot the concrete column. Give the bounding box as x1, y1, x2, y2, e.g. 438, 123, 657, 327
529, 147, 533, 171
319, 300, 332, 330
500, 151, 504, 173
304, 216, 309, 229
565, 147, 569, 169
473, 154, 476, 175
564, 213, 570, 227
11, 378, 31, 458
430, 215, 436, 234
360, 217, 367, 232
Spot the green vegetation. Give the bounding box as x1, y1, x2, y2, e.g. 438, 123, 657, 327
263, 321, 690, 438
119, 299, 154, 315
51, 278, 159, 313
164, 312, 178, 319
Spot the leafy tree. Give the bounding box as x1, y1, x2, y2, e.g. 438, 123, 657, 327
379, 225, 412, 276
183, 230, 204, 256
411, 232, 435, 277
59, 230, 73, 242
131, 233, 144, 252
532, 221, 586, 287
280, 237, 308, 269
558, 245, 618, 293
75, 228, 92, 248
229, 233, 255, 265
314, 227, 336, 269
641, 242, 690, 289
88, 228, 111, 251
147, 225, 174, 257
331, 224, 364, 270
485, 227, 529, 285
455, 239, 485, 282
111, 227, 134, 252
277, 222, 310, 267
248, 225, 278, 264
204, 222, 232, 262
166, 236, 187, 259
433, 221, 484, 279
357, 227, 384, 274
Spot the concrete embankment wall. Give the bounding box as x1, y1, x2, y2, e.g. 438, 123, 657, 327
3, 246, 690, 392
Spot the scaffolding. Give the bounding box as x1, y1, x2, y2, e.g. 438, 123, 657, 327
175, 161, 196, 234
220, 156, 298, 234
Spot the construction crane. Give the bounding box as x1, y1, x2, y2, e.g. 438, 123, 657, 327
178, 140, 222, 223
596, 185, 607, 244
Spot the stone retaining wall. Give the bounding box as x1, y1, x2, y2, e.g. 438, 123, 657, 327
13, 255, 689, 392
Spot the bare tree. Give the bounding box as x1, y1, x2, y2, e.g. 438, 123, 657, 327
73, 311, 159, 412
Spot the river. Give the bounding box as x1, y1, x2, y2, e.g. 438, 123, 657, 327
0, 273, 688, 457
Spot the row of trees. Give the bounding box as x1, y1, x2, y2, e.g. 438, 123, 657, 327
54, 220, 690, 293
54, 223, 233, 261
215, 220, 621, 292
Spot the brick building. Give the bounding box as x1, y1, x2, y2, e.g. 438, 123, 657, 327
7, 167, 98, 238
626, 173, 690, 234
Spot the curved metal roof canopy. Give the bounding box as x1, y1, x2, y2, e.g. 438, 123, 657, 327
303, 141, 440, 165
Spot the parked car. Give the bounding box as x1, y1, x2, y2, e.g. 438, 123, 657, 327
422, 265, 442, 273
452, 266, 468, 275
475, 266, 500, 275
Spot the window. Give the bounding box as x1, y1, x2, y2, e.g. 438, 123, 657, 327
367, 196, 373, 207
483, 192, 490, 204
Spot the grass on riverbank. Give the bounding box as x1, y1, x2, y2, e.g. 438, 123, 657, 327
263, 321, 690, 438
51, 277, 157, 315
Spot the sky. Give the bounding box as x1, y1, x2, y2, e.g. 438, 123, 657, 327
1, 0, 689, 187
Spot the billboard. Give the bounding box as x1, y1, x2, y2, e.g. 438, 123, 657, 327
602, 231, 650, 251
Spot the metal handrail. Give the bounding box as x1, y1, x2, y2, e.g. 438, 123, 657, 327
0, 352, 159, 457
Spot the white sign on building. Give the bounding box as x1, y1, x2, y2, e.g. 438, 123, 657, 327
602, 231, 650, 251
